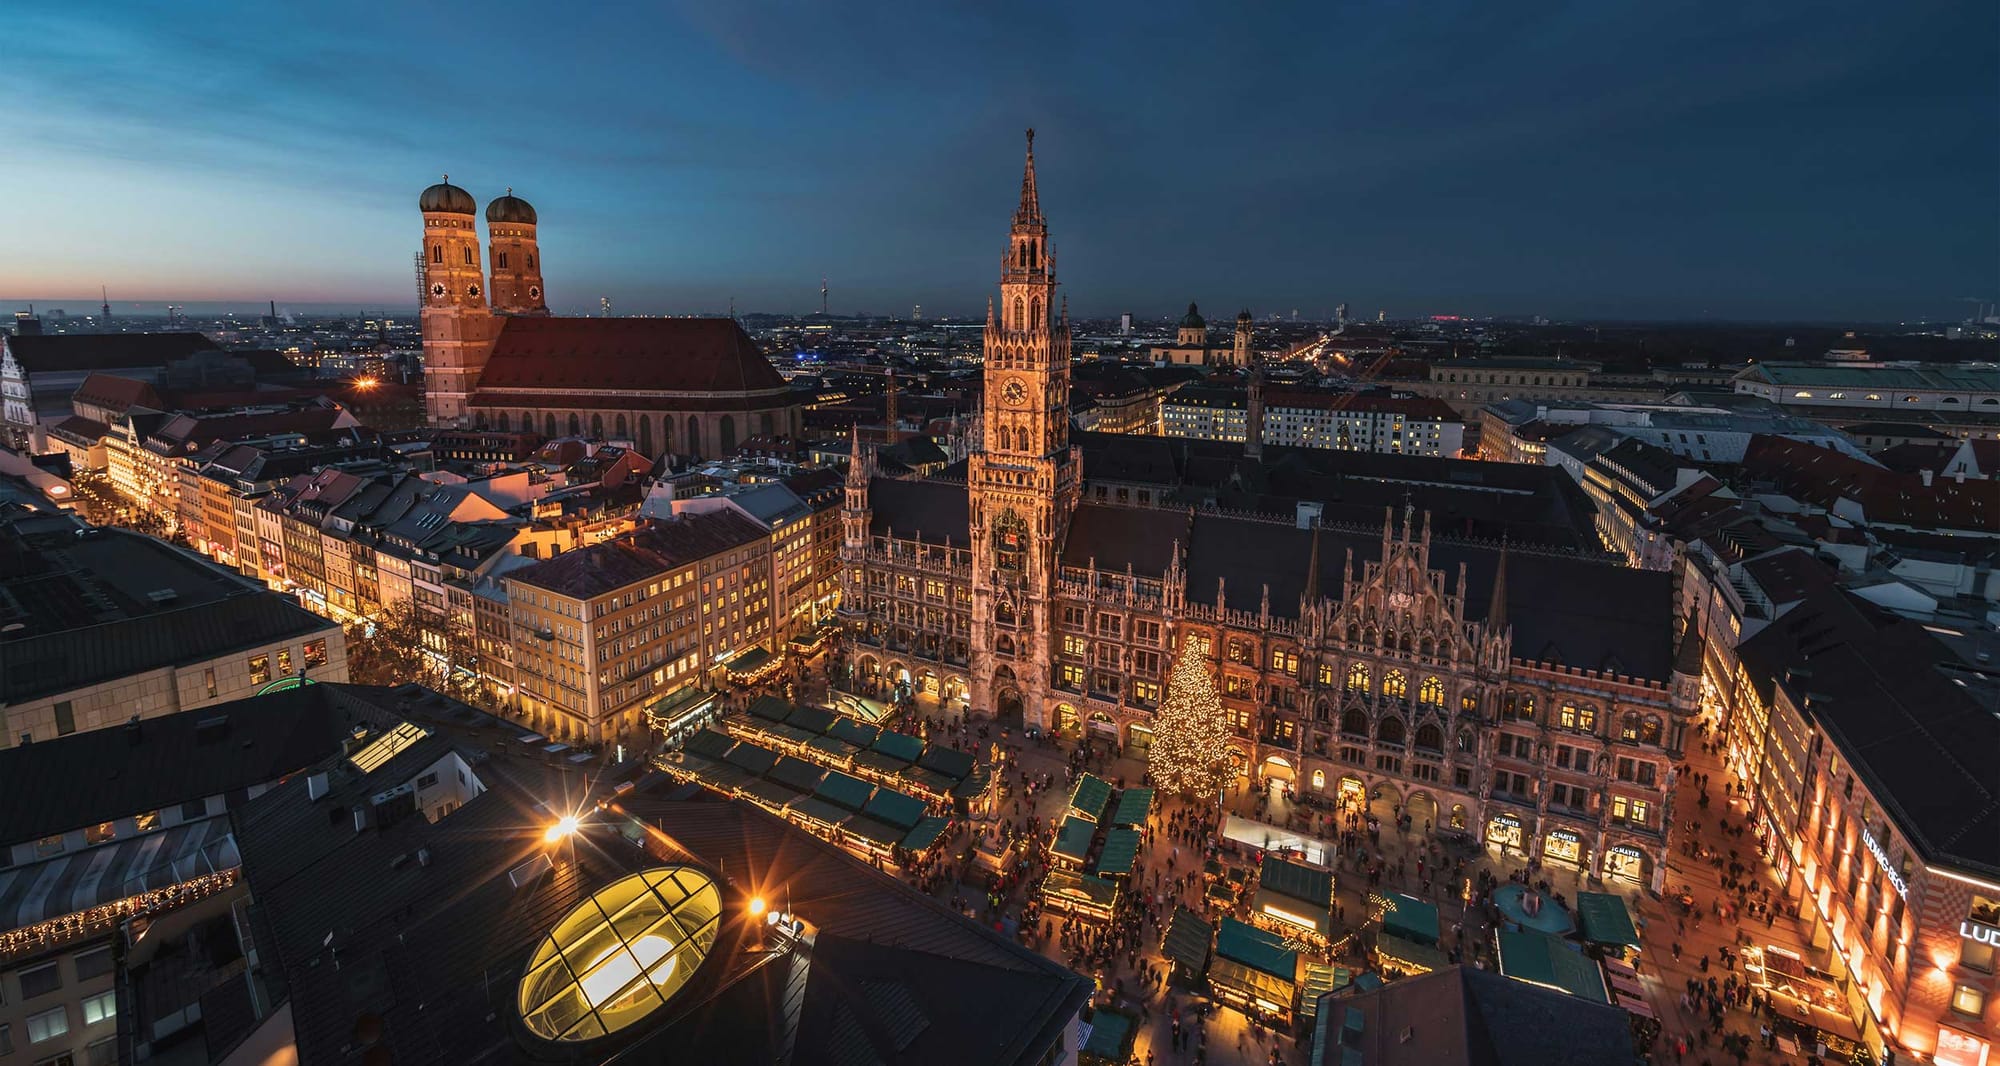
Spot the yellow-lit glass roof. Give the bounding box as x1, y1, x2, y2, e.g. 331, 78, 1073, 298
517, 866, 722, 1043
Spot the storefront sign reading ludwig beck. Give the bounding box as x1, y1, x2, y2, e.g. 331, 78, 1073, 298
1963, 919, 2000, 947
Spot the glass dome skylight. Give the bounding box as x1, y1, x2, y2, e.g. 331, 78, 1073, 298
517, 866, 722, 1042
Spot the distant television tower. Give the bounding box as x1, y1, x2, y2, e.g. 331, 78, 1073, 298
600, 296, 612, 317
100, 286, 111, 319
821, 278, 829, 317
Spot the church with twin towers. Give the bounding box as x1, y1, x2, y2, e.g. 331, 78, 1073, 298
839, 130, 1695, 893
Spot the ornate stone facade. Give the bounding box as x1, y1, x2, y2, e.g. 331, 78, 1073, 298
838, 135, 1692, 892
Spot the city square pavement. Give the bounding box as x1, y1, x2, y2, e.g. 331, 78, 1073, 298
748, 668, 1859, 1065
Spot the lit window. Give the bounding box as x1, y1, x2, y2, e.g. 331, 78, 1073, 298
81, 989, 116, 1026
518, 867, 722, 1042
1952, 983, 1986, 1017
27, 1006, 67, 1044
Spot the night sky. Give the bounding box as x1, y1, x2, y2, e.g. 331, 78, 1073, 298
2, 1, 1994, 321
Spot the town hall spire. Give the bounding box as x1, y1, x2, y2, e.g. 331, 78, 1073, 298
1016, 128, 1042, 225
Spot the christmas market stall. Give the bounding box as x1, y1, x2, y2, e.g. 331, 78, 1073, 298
1040, 868, 1119, 922
1051, 815, 1098, 869
1575, 890, 1642, 961
1161, 906, 1214, 984
1371, 892, 1446, 977
1068, 773, 1113, 823
1108, 787, 1152, 829
1094, 827, 1142, 879
1252, 855, 1336, 942
1210, 917, 1301, 1025
1495, 928, 1610, 1003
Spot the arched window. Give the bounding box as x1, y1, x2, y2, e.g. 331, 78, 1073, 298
1341, 709, 1368, 737
567, 413, 581, 436
544, 413, 557, 438
1419, 677, 1444, 708
497, 252, 509, 269
761, 412, 775, 436
528, 253, 536, 269
659, 414, 673, 452
638, 415, 653, 457
1013, 297, 1024, 331
1457, 730, 1476, 754
463, 246, 474, 265
1415, 723, 1443, 752
686, 416, 702, 457
1311, 769, 1325, 791
1620, 714, 1641, 741
1461, 692, 1479, 716
1377, 716, 1406, 746
1641, 716, 1663, 744
1559, 702, 1596, 732
495, 411, 509, 431
1346, 662, 1369, 693
431, 244, 442, 264
1030, 297, 1041, 328
720, 415, 737, 453
1382, 670, 1407, 700
590, 414, 605, 438
614, 414, 628, 440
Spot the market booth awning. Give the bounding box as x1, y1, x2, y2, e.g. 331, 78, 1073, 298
1374, 932, 1448, 976
1378, 891, 1440, 946
747, 694, 791, 721
900, 816, 950, 853
1041, 868, 1119, 919
1496, 929, 1610, 1003
1211, 918, 1299, 1016
1068, 773, 1112, 822
1575, 891, 1641, 948
724, 646, 777, 678
1052, 815, 1097, 863
1109, 787, 1152, 827
1095, 827, 1142, 877
1162, 907, 1213, 977
1255, 856, 1335, 936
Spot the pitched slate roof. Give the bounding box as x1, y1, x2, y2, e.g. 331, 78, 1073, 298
866, 476, 970, 545
1311, 964, 1637, 1066
508, 509, 767, 599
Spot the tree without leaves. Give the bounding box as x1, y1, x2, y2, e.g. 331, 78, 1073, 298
342, 599, 492, 708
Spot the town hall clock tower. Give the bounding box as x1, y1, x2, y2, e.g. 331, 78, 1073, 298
968, 130, 1080, 730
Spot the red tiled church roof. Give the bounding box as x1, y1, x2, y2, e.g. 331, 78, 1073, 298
471, 316, 789, 396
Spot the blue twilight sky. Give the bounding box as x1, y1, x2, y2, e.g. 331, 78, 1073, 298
1, 0, 1994, 321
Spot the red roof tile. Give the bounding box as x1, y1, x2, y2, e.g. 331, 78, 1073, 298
471, 316, 789, 396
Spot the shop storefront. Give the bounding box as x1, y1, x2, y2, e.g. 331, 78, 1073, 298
1487, 812, 1525, 852
1602, 844, 1647, 886
1125, 725, 1155, 759
1338, 776, 1366, 810
1933, 1025, 1991, 1066
1543, 828, 1584, 869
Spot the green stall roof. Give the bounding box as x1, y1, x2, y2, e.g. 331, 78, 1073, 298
787, 796, 852, 829
917, 744, 974, 781
1496, 929, 1610, 1003
768, 755, 827, 794
900, 816, 950, 852
1095, 827, 1142, 876
1052, 815, 1097, 861
1042, 868, 1119, 911
804, 734, 857, 762
815, 769, 875, 812
1260, 856, 1334, 908
1575, 891, 1641, 947
1068, 773, 1113, 821
1381, 892, 1441, 945
827, 718, 880, 748
747, 694, 791, 721
1109, 787, 1153, 827
872, 730, 925, 764
1161, 907, 1213, 974
862, 787, 926, 831
683, 728, 737, 760
852, 750, 909, 775
724, 740, 779, 776
1080, 1010, 1133, 1061
845, 816, 904, 849
900, 765, 957, 795
1215, 917, 1298, 980
735, 778, 801, 810
785, 704, 838, 734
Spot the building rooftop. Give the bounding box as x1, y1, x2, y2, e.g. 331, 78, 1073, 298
1736, 361, 2000, 392
1311, 964, 1636, 1066
228, 687, 1088, 1066
1, 331, 220, 373
509, 509, 768, 600
472, 317, 790, 404
0, 525, 335, 706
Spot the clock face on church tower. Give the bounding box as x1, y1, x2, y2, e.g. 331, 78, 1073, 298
1002, 379, 1027, 406
429, 282, 446, 301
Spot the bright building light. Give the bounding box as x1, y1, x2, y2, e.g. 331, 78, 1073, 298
544, 814, 580, 844
748, 896, 767, 917
577, 936, 677, 1009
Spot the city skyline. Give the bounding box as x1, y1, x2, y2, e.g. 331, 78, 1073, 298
2, 1, 1994, 321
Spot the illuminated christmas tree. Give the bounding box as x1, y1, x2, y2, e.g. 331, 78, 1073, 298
1147, 636, 1235, 798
